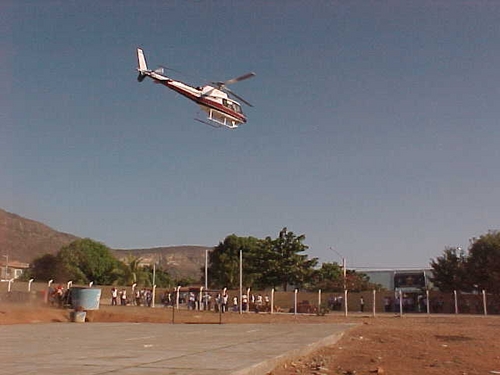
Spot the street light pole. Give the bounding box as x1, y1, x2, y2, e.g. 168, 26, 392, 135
239, 249, 243, 315
153, 263, 156, 286
205, 249, 209, 290
342, 257, 346, 291
329, 247, 346, 288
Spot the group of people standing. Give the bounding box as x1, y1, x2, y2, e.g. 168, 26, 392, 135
110, 287, 154, 307
231, 293, 271, 313
160, 290, 272, 313
110, 287, 127, 306
109, 287, 275, 313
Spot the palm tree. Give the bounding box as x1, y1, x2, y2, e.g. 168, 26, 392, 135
113, 255, 148, 286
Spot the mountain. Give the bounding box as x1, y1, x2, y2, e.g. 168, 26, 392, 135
0, 208, 79, 263
113, 246, 210, 281
0, 208, 211, 279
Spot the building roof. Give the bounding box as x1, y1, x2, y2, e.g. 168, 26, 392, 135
0, 260, 30, 269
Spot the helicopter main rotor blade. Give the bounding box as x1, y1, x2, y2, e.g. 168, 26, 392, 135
225, 87, 253, 107
209, 72, 255, 106
213, 72, 256, 88
223, 72, 256, 86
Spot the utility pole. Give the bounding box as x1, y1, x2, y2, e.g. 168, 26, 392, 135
205, 249, 209, 289
239, 249, 243, 315
152, 263, 156, 286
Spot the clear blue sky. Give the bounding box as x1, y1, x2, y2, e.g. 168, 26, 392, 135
2, 1, 500, 269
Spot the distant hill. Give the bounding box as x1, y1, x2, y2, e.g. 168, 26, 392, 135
0, 208, 79, 263
0, 208, 211, 280
113, 246, 210, 281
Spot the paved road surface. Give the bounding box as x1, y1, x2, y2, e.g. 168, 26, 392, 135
0, 322, 353, 375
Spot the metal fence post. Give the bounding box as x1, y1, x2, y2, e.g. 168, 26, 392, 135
318, 289, 322, 313
372, 290, 376, 317
454, 290, 458, 314
294, 289, 298, 315
344, 289, 348, 316
176, 285, 180, 310
152, 285, 157, 308
482, 290, 487, 316
426, 290, 430, 314
399, 289, 403, 316
271, 288, 275, 314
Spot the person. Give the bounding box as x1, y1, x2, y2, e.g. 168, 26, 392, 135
120, 289, 127, 306
162, 291, 171, 307
420, 295, 427, 313
384, 296, 392, 312
188, 292, 196, 310
135, 289, 141, 306
328, 295, 336, 310
202, 292, 211, 311
146, 289, 153, 307
221, 292, 229, 313
337, 296, 343, 311
111, 287, 118, 306
54, 285, 65, 308
360, 296, 365, 312
256, 294, 263, 311
242, 294, 248, 312
214, 293, 221, 312
233, 296, 238, 312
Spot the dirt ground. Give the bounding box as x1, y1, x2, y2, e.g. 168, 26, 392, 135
1, 303, 499, 375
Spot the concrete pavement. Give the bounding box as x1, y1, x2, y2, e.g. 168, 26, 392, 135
0, 322, 353, 375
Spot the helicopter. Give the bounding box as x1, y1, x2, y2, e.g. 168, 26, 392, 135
136, 48, 255, 129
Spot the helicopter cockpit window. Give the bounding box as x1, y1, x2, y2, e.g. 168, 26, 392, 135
223, 99, 242, 113
233, 103, 242, 113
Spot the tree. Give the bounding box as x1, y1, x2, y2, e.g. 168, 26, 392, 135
208, 234, 261, 289
345, 271, 382, 292
29, 254, 66, 282
175, 276, 197, 287
309, 262, 344, 292
257, 227, 318, 291
466, 231, 500, 294
57, 238, 120, 285
113, 255, 149, 286
430, 246, 469, 292
142, 265, 173, 288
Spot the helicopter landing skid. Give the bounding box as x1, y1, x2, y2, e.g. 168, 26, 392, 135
195, 110, 239, 129
195, 118, 223, 128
